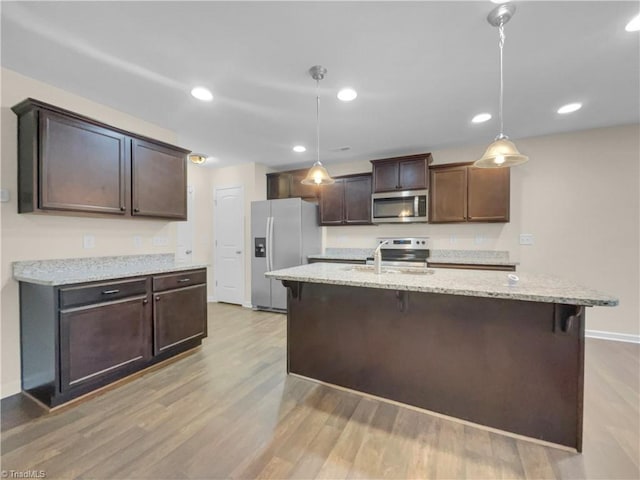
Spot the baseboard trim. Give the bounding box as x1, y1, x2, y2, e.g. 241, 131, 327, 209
242, 302, 253, 309
207, 296, 217, 303
586, 330, 640, 344
1, 380, 22, 399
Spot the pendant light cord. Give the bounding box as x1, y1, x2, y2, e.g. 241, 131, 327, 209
498, 22, 505, 138
316, 78, 321, 165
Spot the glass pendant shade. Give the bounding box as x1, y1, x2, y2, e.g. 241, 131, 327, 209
301, 161, 335, 185
301, 65, 335, 186
474, 4, 529, 169
475, 137, 528, 168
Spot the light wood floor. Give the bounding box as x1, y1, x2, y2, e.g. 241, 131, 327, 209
1, 303, 638, 479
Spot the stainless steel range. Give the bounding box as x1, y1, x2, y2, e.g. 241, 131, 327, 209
366, 237, 429, 267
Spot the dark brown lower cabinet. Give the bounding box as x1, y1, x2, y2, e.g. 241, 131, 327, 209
60, 296, 150, 392
154, 284, 207, 355
19, 268, 207, 407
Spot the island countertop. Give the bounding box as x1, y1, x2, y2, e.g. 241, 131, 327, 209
266, 262, 618, 307
13, 254, 208, 286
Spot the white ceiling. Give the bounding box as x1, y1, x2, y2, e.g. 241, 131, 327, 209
2, 1, 638, 169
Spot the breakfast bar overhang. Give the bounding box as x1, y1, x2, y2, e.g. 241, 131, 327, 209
266, 263, 618, 452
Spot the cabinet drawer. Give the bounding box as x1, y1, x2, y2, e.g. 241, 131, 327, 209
153, 269, 206, 292
59, 278, 148, 309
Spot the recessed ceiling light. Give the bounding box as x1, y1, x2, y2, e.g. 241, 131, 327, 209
190, 86, 213, 102
293, 145, 306, 153
626, 13, 640, 32
337, 88, 357, 102
471, 113, 492, 123
557, 102, 582, 114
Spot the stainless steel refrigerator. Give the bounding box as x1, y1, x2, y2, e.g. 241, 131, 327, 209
251, 198, 321, 312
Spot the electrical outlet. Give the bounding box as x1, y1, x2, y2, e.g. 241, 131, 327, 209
519, 233, 534, 246
0, 189, 10, 203
83, 234, 95, 249
152, 236, 169, 246
474, 234, 485, 245
449, 234, 457, 245
133, 236, 142, 248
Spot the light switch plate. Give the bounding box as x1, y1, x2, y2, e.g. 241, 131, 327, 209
133, 236, 142, 248
519, 233, 534, 245
0, 189, 10, 203
83, 234, 95, 249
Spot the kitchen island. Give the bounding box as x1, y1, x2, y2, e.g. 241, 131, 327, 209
266, 263, 617, 452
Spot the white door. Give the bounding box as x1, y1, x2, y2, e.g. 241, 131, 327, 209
176, 185, 195, 263
214, 186, 244, 305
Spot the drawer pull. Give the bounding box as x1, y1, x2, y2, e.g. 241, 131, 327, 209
177, 278, 190, 283
102, 289, 120, 295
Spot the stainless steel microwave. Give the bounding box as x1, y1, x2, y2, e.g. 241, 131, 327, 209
371, 189, 429, 223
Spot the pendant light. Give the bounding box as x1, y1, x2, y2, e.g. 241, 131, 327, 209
301, 65, 335, 185
475, 4, 529, 168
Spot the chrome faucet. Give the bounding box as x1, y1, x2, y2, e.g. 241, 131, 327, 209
373, 239, 390, 274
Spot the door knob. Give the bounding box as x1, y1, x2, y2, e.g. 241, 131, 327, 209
235, 250, 242, 254
185, 250, 192, 254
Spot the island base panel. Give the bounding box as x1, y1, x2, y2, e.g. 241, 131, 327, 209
285, 282, 584, 451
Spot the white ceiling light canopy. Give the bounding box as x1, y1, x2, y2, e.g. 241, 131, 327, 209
626, 13, 640, 32
472, 113, 492, 123
557, 102, 582, 114
190, 86, 213, 102
337, 88, 358, 102
475, 3, 529, 169
301, 65, 335, 186
293, 145, 306, 153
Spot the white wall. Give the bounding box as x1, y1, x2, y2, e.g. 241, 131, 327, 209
0, 68, 211, 397
323, 125, 640, 337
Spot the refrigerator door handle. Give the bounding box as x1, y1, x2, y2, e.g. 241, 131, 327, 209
267, 216, 274, 272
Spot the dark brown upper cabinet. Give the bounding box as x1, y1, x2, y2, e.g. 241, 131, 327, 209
266, 168, 319, 200
429, 162, 510, 223
12, 98, 189, 220
132, 139, 187, 219
371, 153, 433, 193
319, 173, 372, 226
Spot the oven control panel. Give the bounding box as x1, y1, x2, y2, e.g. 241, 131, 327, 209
376, 237, 429, 250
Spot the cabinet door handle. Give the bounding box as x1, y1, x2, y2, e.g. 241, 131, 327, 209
102, 289, 120, 295
133, 208, 140, 213
143, 299, 149, 305
177, 278, 190, 283
120, 206, 126, 212
155, 296, 160, 301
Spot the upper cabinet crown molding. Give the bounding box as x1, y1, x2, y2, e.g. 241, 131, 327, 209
12, 98, 189, 221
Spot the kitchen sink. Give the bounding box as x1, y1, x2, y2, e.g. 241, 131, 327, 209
344, 265, 434, 275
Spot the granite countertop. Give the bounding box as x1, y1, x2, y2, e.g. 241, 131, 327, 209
13, 254, 208, 286
427, 249, 517, 266
266, 262, 617, 307
308, 248, 372, 262
308, 248, 519, 267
